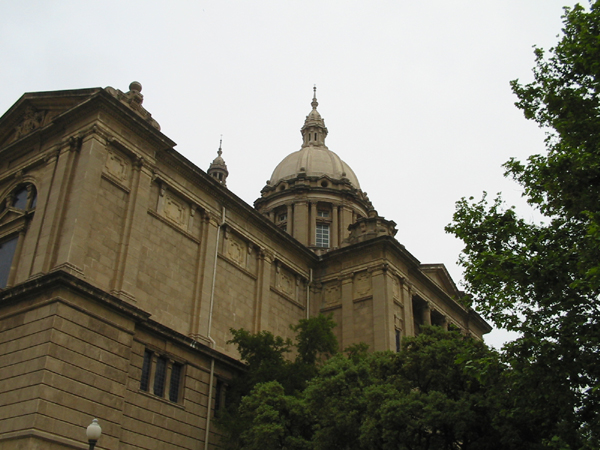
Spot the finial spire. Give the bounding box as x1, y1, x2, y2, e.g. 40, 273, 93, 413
311, 85, 318, 110
218, 135, 223, 157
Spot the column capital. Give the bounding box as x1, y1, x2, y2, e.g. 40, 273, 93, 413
258, 248, 275, 264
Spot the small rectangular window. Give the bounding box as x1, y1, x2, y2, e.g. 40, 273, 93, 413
154, 357, 167, 397
317, 210, 329, 218
169, 363, 183, 402
395, 329, 401, 353
316, 223, 330, 248
214, 379, 227, 416
278, 213, 287, 222
140, 349, 153, 391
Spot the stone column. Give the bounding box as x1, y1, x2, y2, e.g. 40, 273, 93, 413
286, 203, 293, 235
332, 204, 339, 248
293, 200, 308, 246
341, 206, 354, 242
310, 202, 317, 247
440, 315, 449, 331
423, 301, 432, 326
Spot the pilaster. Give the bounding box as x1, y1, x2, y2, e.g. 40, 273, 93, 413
48, 134, 105, 275
111, 158, 153, 301
340, 273, 354, 349
254, 249, 274, 332
371, 265, 392, 351
191, 211, 220, 339
32, 142, 77, 275
402, 280, 415, 337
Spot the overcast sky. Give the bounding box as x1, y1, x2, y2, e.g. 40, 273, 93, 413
0, 1, 580, 347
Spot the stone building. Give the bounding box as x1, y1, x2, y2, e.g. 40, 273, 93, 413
0, 82, 490, 449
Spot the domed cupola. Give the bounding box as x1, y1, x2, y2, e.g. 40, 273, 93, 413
255, 88, 374, 253
207, 139, 229, 186
301, 86, 328, 147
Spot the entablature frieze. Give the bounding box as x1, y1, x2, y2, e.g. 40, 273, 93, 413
147, 209, 201, 244
151, 172, 211, 220
269, 285, 306, 311
106, 134, 157, 168
272, 256, 310, 284
217, 252, 258, 281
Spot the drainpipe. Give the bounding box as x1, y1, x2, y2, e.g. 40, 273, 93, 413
204, 206, 225, 450
306, 268, 312, 319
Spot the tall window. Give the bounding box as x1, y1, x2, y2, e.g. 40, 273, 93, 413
169, 363, 183, 402
153, 357, 167, 396
140, 349, 153, 391
0, 183, 37, 289
0, 237, 19, 288
316, 223, 330, 248
277, 210, 288, 232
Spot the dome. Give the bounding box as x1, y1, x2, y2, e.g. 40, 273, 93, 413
268, 87, 361, 189
269, 146, 361, 189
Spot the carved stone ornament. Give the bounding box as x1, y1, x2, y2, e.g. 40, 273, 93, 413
164, 194, 185, 225
354, 271, 372, 298
277, 266, 294, 296
14, 106, 46, 141
392, 276, 401, 300
343, 215, 398, 247
324, 282, 341, 305
226, 234, 246, 266
104, 82, 161, 130
105, 150, 130, 182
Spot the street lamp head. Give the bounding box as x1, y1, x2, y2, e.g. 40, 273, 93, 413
86, 418, 102, 447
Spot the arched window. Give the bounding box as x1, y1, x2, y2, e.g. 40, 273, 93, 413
0, 182, 37, 288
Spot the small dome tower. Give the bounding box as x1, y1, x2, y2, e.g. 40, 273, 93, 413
207, 138, 229, 186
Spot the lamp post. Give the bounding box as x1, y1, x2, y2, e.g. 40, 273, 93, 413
86, 418, 102, 450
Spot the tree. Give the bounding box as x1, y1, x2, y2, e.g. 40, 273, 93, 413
217, 314, 338, 449
446, 2, 600, 447
236, 327, 515, 450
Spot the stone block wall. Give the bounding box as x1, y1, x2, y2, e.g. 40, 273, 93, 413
0, 273, 242, 450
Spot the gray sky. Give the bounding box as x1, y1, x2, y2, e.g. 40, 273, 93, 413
0, 1, 579, 347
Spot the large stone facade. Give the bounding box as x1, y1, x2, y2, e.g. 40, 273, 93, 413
0, 83, 490, 449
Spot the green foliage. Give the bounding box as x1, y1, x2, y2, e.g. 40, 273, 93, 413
446, 2, 600, 447
230, 327, 520, 450
291, 314, 338, 366
219, 314, 338, 448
